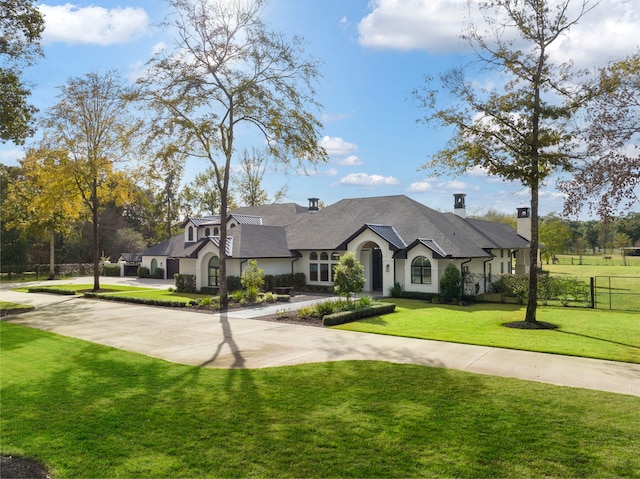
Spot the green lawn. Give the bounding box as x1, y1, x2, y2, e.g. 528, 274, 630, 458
334, 300, 640, 364
2, 322, 639, 479
0, 301, 35, 313
16, 284, 160, 294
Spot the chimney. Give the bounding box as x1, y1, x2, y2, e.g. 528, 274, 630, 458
453, 193, 466, 218
308, 197, 319, 213
517, 207, 531, 240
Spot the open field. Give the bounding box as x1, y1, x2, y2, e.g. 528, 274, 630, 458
335, 300, 640, 363
2, 322, 639, 479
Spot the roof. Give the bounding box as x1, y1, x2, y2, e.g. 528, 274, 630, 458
229, 214, 263, 225
230, 202, 309, 226
183, 215, 221, 227
119, 253, 142, 263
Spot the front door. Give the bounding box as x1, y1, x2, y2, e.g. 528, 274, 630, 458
372, 248, 383, 291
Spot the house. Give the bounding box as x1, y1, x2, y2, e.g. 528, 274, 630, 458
138, 194, 532, 295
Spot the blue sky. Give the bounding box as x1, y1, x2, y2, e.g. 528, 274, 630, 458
2, 0, 639, 219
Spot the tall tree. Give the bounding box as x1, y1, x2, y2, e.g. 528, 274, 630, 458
43, 71, 141, 290
1, 0, 44, 144
560, 53, 640, 219
4, 146, 84, 278
234, 147, 288, 206
414, 0, 594, 325
539, 215, 572, 263
138, 0, 327, 306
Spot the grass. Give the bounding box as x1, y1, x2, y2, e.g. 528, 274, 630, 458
544, 254, 640, 279
334, 300, 640, 363
14, 284, 160, 294
0, 301, 35, 313
2, 321, 639, 479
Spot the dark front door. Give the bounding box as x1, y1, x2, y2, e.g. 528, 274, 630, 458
372, 248, 383, 291
167, 258, 180, 279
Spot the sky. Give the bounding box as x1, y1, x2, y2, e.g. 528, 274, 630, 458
2, 0, 639, 219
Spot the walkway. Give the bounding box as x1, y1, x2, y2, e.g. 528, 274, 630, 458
2, 279, 639, 397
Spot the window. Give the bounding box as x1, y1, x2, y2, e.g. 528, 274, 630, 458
320, 252, 328, 261
310, 263, 318, 281
487, 263, 492, 283
310, 252, 318, 260
208, 256, 220, 287
411, 256, 432, 284
205, 228, 210, 236
331, 252, 340, 261
188, 226, 194, 241
320, 263, 329, 281
151, 258, 158, 275
214, 227, 219, 235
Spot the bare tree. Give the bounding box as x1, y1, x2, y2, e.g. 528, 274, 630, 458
138, 0, 327, 306
560, 53, 640, 219
414, 0, 595, 325
234, 147, 288, 206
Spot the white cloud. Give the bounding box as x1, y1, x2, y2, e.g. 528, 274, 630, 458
338, 155, 363, 166
320, 135, 358, 156
358, 0, 470, 52
358, 0, 640, 67
0, 147, 24, 165
39, 3, 150, 45
338, 172, 400, 186
407, 180, 432, 192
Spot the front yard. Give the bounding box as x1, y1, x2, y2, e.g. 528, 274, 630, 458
2, 322, 639, 478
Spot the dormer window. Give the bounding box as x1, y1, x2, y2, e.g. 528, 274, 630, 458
214, 227, 219, 235
188, 226, 194, 241
205, 228, 210, 236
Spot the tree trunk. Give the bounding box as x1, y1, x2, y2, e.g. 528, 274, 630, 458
92, 178, 100, 291
48, 227, 55, 280
525, 179, 539, 324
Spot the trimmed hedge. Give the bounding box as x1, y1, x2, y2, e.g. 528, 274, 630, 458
174, 274, 196, 293
103, 264, 121, 277
322, 303, 396, 327
83, 292, 189, 308
27, 287, 78, 295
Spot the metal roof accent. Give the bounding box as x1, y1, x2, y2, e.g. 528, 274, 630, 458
229, 214, 263, 225
365, 224, 407, 249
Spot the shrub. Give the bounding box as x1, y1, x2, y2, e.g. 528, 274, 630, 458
358, 295, 373, 308
293, 273, 306, 289
322, 303, 396, 327
315, 300, 338, 317
227, 276, 242, 291
200, 286, 218, 295
231, 290, 244, 302
103, 264, 121, 277
263, 292, 276, 303
241, 260, 265, 293
137, 266, 150, 278
245, 285, 260, 303
152, 267, 165, 279
389, 282, 403, 297
297, 306, 317, 320
174, 274, 196, 293
440, 263, 462, 302
333, 252, 365, 302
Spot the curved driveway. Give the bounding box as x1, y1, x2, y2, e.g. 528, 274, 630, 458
2, 279, 639, 397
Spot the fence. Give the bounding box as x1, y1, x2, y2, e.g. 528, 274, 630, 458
594, 276, 640, 312
0, 263, 95, 280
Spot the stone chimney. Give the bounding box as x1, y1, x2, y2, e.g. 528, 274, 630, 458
517, 207, 531, 240
453, 193, 466, 218
308, 198, 319, 213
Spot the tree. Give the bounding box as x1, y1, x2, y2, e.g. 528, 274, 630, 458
138, 0, 327, 307
539, 216, 572, 264
180, 166, 236, 218
560, 53, 640, 219
0, 164, 29, 266
440, 262, 462, 302
241, 259, 265, 302
414, 0, 594, 325
470, 208, 516, 229
613, 232, 632, 265
4, 147, 83, 278
43, 71, 141, 290
1, 0, 44, 144
234, 147, 288, 206
333, 252, 365, 303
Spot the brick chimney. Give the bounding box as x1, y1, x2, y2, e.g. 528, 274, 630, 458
517, 207, 531, 240
453, 193, 466, 218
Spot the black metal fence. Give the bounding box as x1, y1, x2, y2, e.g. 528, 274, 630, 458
594, 276, 640, 312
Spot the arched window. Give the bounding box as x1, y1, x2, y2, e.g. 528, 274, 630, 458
310, 252, 318, 260
208, 256, 220, 287
205, 228, 210, 236
151, 258, 158, 275
331, 252, 340, 261
214, 227, 219, 235
188, 226, 194, 241
320, 252, 328, 261
411, 256, 432, 284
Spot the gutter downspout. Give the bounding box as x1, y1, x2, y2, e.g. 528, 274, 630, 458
460, 258, 472, 296
483, 254, 495, 293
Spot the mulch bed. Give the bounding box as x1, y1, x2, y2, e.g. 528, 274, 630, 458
1, 455, 51, 479
503, 320, 558, 330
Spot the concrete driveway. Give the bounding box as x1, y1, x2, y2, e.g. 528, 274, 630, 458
2, 281, 640, 397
